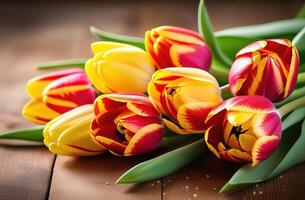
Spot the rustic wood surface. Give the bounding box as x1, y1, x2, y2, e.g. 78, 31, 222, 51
0, 0, 304, 200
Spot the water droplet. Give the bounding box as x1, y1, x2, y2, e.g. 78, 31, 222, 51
206, 174, 210, 179
163, 192, 166, 196
255, 184, 259, 188
163, 183, 166, 187
105, 181, 109, 185
195, 187, 199, 191
185, 176, 189, 180
193, 193, 197, 198
259, 191, 263, 195
157, 180, 160, 184
253, 191, 256, 195
151, 183, 154, 186
280, 175, 283, 178
167, 179, 172, 183
185, 185, 189, 189
213, 187, 217, 191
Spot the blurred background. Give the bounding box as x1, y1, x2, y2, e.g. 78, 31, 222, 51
0, 0, 304, 130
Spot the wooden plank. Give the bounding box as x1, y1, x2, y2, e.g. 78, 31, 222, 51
162, 153, 305, 200
0, 145, 55, 200
49, 153, 161, 200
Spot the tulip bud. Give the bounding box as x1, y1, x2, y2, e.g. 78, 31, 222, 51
204, 96, 282, 165
43, 105, 105, 156
229, 39, 299, 102
90, 93, 164, 156
22, 69, 96, 124
145, 26, 212, 71
147, 67, 222, 134
85, 42, 155, 93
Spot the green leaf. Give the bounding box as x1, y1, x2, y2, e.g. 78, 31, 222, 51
292, 26, 305, 65
37, 58, 87, 70
296, 3, 305, 18
0, 126, 44, 142
116, 139, 206, 184
217, 36, 256, 61
215, 19, 305, 39
159, 135, 202, 149
197, 0, 232, 68
90, 26, 145, 49
220, 107, 305, 193
276, 86, 305, 108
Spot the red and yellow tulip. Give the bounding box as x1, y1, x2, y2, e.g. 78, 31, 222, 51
43, 104, 105, 156
90, 93, 164, 156
147, 67, 222, 134
85, 41, 155, 93
22, 69, 96, 124
204, 96, 282, 166
229, 39, 299, 102
145, 26, 212, 71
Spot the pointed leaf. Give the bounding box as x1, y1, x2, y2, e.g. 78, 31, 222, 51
0, 126, 44, 142
296, 3, 305, 18
198, 0, 232, 68
215, 19, 305, 39
220, 107, 305, 193
90, 26, 145, 49
292, 26, 305, 65
116, 140, 206, 184
37, 58, 87, 70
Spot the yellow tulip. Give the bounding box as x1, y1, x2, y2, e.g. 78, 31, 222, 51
85, 41, 155, 93
43, 104, 105, 156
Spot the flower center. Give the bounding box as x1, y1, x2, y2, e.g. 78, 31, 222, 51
228, 125, 248, 144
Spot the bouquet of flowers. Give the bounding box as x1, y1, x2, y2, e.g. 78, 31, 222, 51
1, 0, 305, 193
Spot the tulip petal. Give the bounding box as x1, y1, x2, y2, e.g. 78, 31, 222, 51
239, 134, 257, 152
205, 124, 223, 158
26, 68, 84, 99
91, 41, 131, 55
126, 102, 160, 117
227, 148, 252, 162
252, 135, 280, 166
227, 111, 255, 126
252, 112, 282, 137
284, 46, 299, 98
124, 123, 163, 156
94, 136, 127, 155
23, 99, 60, 124
177, 102, 215, 132
163, 119, 193, 135
226, 96, 275, 113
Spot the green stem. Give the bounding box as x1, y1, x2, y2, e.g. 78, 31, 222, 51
209, 68, 229, 81
296, 3, 305, 18
220, 84, 230, 95
278, 95, 305, 117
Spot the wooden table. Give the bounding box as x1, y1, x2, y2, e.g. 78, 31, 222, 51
1, 1, 304, 199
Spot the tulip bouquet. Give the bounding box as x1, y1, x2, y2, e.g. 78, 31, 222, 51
1, 0, 305, 193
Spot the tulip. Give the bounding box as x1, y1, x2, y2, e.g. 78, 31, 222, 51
22, 68, 96, 124
147, 67, 222, 134
43, 104, 105, 156
229, 39, 299, 102
204, 96, 282, 165
145, 26, 212, 71
85, 41, 155, 93
90, 93, 164, 156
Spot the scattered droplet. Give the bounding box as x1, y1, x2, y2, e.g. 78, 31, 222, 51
205, 174, 210, 179
280, 175, 283, 179
151, 183, 154, 186
255, 184, 259, 188
253, 191, 256, 195
105, 181, 110, 185
163, 183, 166, 187
259, 191, 263, 195
157, 180, 161, 184
163, 192, 166, 196
167, 179, 172, 183
185, 176, 189, 180
185, 185, 189, 190
195, 187, 199, 191
213, 187, 217, 191
193, 193, 197, 198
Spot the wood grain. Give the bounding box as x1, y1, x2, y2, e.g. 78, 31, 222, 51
49, 153, 161, 200
0, 0, 305, 200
